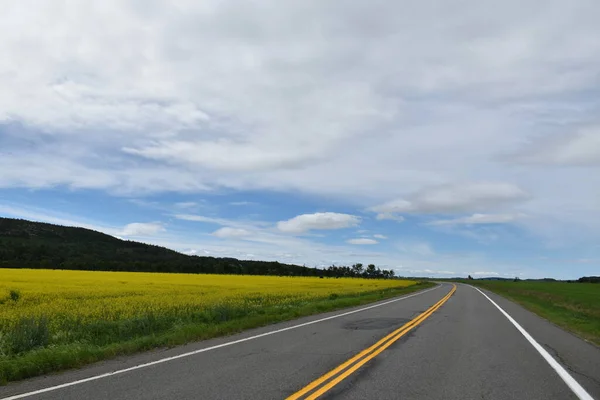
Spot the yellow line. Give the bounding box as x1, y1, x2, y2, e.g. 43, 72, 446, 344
306, 286, 455, 399
285, 289, 451, 400
286, 284, 456, 400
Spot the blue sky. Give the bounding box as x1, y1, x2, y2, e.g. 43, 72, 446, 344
1, 1, 599, 279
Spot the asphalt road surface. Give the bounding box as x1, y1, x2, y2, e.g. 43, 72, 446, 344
1, 283, 599, 400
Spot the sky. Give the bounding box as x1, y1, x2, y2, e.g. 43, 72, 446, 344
1, 1, 599, 279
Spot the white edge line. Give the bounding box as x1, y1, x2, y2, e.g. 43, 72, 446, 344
1, 285, 442, 400
471, 285, 594, 400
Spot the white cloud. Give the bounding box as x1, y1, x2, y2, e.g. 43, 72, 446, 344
1, 1, 598, 202
371, 183, 530, 215
0, 153, 212, 195
472, 271, 500, 276
277, 212, 360, 234
174, 214, 228, 225
212, 227, 252, 239
373, 234, 387, 239
510, 126, 600, 165
174, 214, 271, 231
121, 222, 164, 236
347, 238, 378, 245
429, 213, 525, 226
375, 213, 405, 222
123, 140, 322, 172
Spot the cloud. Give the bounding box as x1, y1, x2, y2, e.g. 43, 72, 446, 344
174, 214, 272, 240
174, 202, 199, 209
1, 1, 598, 201
174, 214, 228, 225
347, 238, 378, 245
277, 212, 360, 234
509, 126, 600, 166
371, 183, 530, 215
121, 222, 164, 236
373, 234, 387, 239
123, 140, 323, 172
375, 213, 405, 222
471, 271, 500, 276
212, 227, 252, 239
429, 213, 525, 226
0, 151, 212, 195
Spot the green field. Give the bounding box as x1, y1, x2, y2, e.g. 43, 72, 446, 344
465, 280, 600, 346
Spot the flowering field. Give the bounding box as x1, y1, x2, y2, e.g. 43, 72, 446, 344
0, 268, 420, 383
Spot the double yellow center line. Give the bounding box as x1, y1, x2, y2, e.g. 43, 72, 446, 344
286, 284, 457, 400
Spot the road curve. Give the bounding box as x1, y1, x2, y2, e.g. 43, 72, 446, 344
1, 283, 598, 400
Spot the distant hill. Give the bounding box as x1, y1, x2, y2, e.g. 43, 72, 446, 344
0, 217, 399, 278
0, 217, 320, 276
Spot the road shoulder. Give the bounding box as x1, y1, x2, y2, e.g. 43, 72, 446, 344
467, 284, 600, 399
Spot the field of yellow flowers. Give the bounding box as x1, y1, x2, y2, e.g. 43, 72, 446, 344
0, 268, 421, 383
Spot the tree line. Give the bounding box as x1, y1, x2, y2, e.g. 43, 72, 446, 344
578, 276, 600, 283
323, 263, 395, 279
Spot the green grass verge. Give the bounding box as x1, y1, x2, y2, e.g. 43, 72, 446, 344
461, 280, 600, 346
0, 282, 433, 384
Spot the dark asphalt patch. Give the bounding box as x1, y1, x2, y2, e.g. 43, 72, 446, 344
343, 318, 411, 331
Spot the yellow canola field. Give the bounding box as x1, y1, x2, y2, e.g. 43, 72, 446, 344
0, 269, 416, 346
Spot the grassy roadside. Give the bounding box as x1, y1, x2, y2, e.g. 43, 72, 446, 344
461, 280, 600, 346
0, 281, 433, 384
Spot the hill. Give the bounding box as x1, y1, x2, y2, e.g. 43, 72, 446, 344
0, 217, 319, 276
0, 217, 395, 278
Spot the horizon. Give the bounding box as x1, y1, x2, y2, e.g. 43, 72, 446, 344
1, 1, 599, 280
1, 216, 595, 281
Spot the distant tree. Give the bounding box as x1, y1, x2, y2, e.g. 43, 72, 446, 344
578, 276, 600, 283
467, 275, 473, 280
352, 263, 364, 276
366, 264, 377, 278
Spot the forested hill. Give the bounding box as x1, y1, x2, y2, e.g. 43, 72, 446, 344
0, 217, 318, 275
0, 217, 394, 278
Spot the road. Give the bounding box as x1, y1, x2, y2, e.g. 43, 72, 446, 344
1, 283, 599, 400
